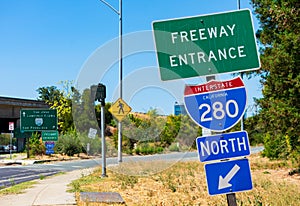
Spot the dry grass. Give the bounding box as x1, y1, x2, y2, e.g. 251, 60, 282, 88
72, 153, 300, 206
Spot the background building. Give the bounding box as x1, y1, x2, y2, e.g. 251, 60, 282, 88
174, 102, 187, 116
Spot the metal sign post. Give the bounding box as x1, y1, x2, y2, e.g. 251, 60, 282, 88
205, 76, 238, 205
95, 83, 107, 177
8, 122, 14, 159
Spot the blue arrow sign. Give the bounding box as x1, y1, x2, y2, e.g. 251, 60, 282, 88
205, 158, 252, 196
196, 131, 250, 162
45, 141, 55, 155
184, 77, 247, 131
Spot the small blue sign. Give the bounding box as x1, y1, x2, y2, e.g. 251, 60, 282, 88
184, 77, 247, 131
45, 141, 55, 155
196, 131, 250, 162
205, 158, 252, 196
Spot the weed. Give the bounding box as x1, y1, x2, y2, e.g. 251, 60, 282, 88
168, 182, 177, 192
115, 174, 138, 189
71, 157, 300, 205
9, 178, 15, 186
69, 181, 82, 192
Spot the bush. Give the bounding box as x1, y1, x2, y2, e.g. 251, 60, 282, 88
0, 134, 11, 145
77, 132, 102, 155
168, 143, 180, 152
29, 132, 45, 156
134, 143, 164, 155
54, 131, 84, 156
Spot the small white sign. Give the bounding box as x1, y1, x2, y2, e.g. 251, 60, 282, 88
88, 128, 97, 139
202, 128, 211, 136
9, 122, 14, 131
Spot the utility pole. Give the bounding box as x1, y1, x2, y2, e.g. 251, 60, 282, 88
99, 0, 123, 163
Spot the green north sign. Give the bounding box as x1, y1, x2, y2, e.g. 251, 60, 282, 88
152, 9, 260, 81
42, 131, 58, 141
20, 109, 57, 132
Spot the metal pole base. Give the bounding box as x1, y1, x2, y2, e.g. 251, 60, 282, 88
226, 193, 237, 206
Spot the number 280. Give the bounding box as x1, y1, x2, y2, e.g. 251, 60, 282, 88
199, 100, 239, 122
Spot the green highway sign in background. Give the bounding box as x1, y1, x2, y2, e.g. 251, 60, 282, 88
153, 9, 260, 81
42, 131, 59, 141
20, 109, 57, 132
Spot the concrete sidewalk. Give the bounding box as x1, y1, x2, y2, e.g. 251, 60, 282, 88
0, 167, 95, 206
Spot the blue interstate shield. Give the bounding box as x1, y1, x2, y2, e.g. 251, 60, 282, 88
184, 77, 247, 131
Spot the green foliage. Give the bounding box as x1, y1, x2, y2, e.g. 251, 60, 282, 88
251, 0, 300, 161
37, 86, 62, 103
114, 109, 199, 154
94, 102, 114, 131
54, 130, 84, 156
0, 134, 12, 146
261, 133, 282, 159
72, 88, 98, 134
168, 143, 180, 152
159, 115, 181, 147
73, 87, 114, 137
37, 81, 75, 133
29, 132, 45, 156
77, 132, 102, 155
244, 115, 264, 145
135, 143, 164, 155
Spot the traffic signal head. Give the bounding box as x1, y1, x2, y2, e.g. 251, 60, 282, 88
91, 83, 106, 105
96, 83, 106, 100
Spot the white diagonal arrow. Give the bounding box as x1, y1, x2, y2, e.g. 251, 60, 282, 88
218, 164, 240, 190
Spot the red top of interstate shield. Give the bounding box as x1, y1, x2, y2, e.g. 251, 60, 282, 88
184, 76, 244, 96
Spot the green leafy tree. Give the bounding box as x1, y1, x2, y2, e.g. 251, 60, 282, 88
160, 115, 181, 147
37, 86, 62, 103
251, 0, 300, 160
37, 81, 75, 133
95, 102, 114, 129
72, 88, 98, 134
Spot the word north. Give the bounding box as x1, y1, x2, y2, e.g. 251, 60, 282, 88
196, 131, 250, 162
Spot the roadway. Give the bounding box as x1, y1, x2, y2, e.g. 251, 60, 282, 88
0, 146, 263, 188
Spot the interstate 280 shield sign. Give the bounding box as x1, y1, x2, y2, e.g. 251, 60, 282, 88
184, 77, 247, 131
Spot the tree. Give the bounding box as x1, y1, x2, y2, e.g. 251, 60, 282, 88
37, 86, 62, 103
72, 88, 98, 133
95, 102, 114, 129
251, 0, 300, 160
37, 81, 75, 133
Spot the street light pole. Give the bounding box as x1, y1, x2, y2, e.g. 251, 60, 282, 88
118, 0, 123, 163
99, 0, 123, 163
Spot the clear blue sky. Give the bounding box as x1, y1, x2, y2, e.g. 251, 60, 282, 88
0, 0, 262, 115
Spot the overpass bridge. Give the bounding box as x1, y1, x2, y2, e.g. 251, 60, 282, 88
0, 96, 49, 151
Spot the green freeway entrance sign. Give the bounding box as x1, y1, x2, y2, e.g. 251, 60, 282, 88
42, 131, 58, 141
152, 9, 260, 81
20, 109, 57, 132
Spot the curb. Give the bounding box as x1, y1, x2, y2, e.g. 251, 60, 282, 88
0, 156, 95, 166
0, 159, 37, 165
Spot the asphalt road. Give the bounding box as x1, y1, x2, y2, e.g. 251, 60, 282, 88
0, 147, 264, 188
